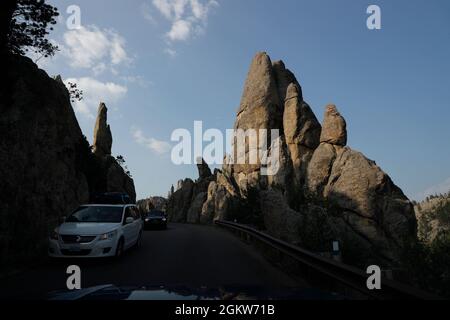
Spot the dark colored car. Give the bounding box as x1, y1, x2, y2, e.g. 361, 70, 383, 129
90, 192, 133, 205
143, 210, 167, 229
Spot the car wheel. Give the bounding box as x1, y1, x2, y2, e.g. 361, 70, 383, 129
115, 238, 124, 258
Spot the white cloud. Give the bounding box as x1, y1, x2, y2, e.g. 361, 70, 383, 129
64, 77, 127, 118
164, 48, 177, 57
141, 2, 158, 24
167, 19, 192, 41
416, 177, 450, 201
132, 127, 172, 155
61, 25, 130, 72
150, 0, 218, 43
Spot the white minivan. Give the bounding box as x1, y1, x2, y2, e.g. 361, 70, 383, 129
49, 204, 143, 258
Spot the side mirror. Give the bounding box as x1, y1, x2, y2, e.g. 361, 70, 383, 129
61, 216, 66, 223
125, 217, 134, 224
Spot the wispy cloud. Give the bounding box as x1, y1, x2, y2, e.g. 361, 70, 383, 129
141, 2, 158, 25
132, 127, 172, 155
146, 0, 218, 55
121, 75, 153, 88
59, 25, 131, 72
416, 177, 450, 201
64, 77, 127, 118
164, 48, 177, 57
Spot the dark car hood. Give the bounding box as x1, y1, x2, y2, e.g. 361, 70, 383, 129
48, 284, 344, 300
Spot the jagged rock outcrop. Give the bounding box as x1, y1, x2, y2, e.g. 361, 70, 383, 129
168, 52, 417, 267
415, 195, 450, 243
167, 178, 195, 223
137, 196, 168, 214
0, 55, 89, 266
200, 171, 241, 223
91, 103, 136, 202
306, 106, 416, 261
167, 158, 214, 223
283, 83, 321, 188
320, 104, 347, 146
197, 157, 212, 180
93, 102, 112, 157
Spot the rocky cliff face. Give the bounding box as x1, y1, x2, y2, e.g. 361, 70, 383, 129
0, 54, 136, 267
0, 55, 90, 266
169, 52, 417, 267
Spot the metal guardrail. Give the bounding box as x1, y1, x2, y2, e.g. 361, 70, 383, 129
215, 220, 440, 300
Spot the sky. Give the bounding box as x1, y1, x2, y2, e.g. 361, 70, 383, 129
35, 0, 450, 201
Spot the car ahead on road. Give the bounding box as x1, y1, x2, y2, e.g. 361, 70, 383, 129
143, 210, 167, 229
49, 204, 143, 258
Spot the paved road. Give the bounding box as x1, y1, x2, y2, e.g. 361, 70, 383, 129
0, 223, 302, 299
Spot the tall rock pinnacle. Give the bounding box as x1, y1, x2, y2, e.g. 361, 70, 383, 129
233, 52, 283, 181
93, 102, 113, 156
272, 60, 302, 103
283, 83, 321, 187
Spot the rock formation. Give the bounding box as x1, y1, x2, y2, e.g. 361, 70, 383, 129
169, 52, 418, 267
166, 158, 215, 223
90, 103, 136, 202
0, 55, 89, 266
283, 83, 321, 189
93, 103, 112, 157
415, 195, 450, 243
137, 196, 168, 214
319, 104, 347, 146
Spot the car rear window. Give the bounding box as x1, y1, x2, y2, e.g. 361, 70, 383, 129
148, 210, 165, 217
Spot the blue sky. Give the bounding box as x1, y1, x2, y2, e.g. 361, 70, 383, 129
36, 0, 450, 201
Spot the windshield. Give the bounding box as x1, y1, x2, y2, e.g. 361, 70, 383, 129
66, 206, 124, 223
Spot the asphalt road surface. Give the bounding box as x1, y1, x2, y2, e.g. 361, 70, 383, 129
0, 223, 303, 299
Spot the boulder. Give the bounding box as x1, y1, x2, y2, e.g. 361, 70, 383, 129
306, 143, 338, 195
320, 104, 347, 146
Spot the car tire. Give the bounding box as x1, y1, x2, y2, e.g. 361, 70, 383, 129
115, 238, 124, 258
